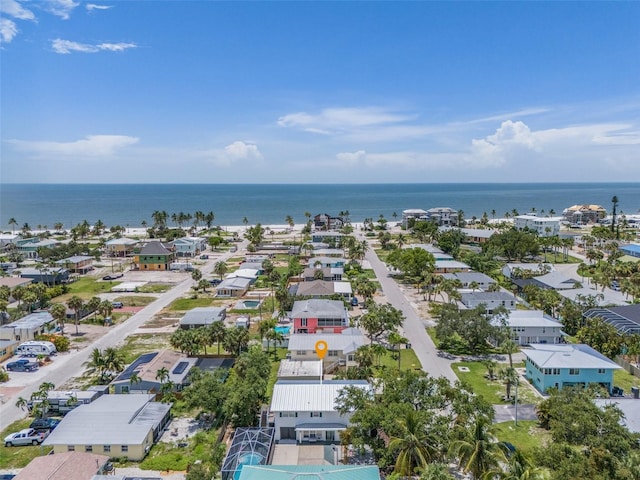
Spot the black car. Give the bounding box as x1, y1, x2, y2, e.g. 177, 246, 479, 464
103, 273, 124, 281
209, 279, 222, 286
29, 418, 60, 432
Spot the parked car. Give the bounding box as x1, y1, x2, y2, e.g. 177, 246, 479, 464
209, 279, 222, 286
350, 297, 359, 307
200, 254, 209, 259
611, 281, 621, 291
6, 359, 38, 372
103, 273, 124, 280
29, 417, 61, 432
111, 301, 124, 308
4, 428, 45, 447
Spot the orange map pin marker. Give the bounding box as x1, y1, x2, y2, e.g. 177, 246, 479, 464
315, 340, 328, 360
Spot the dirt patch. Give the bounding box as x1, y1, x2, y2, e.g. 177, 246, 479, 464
139, 316, 180, 329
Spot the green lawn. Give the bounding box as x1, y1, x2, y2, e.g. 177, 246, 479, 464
265, 348, 288, 400
376, 348, 422, 371
613, 369, 640, 393
167, 297, 216, 311
452, 361, 540, 405
55, 277, 113, 301
493, 420, 550, 453
0, 419, 53, 468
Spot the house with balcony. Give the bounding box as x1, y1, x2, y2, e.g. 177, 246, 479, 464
425, 207, 460, 226
287, 328, 365, 369
302, 267, 343, 282
172, 236, 208, 257
270, 379, 372, 443
460, 291, 517, 312
313, 214, 345, 232
562, 204, 606, 224
289, 299, 350, 334
16, 237, 59, 259
55, 255, 94, 274
401, 209, 428, 228
133, 241, 175, 271
514, 215, 562, 237
105, 237, 138, 257
490, 310, 564, 346
523, 344, 621, 394
308, 257, 347, 268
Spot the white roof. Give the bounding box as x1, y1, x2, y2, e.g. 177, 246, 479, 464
277, 360, 323, 378
270, 380, 371, 412
403, 209, 428, 214
105, 237, 138, 245
333, 281, 352, 295
217, 277, 252, 290
523, 344, 622, 370
227, 268, 259, 280
492, 310, 562, 328
435, 260, 470, 269
288, 329, 365, 353
44, 394, 170, 446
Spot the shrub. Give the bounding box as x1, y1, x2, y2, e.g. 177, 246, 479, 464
36, 333, 71, 352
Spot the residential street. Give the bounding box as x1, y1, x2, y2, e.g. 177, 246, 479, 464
0, 241, 247, 431
362, 238, 458, 383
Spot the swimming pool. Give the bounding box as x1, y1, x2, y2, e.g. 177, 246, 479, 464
274, 325, 291, 335
235, 299, 261, 309
233, 453, 263, 480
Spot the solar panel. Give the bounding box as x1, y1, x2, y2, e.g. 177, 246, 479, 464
172, 361, 189, 375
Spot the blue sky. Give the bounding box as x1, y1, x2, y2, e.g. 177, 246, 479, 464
1, 1, 639, 184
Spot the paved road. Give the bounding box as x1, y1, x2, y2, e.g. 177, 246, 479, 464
0, 241, 247, 431
363, 242, 458, 383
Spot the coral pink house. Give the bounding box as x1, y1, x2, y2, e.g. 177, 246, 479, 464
290, 299, 350, 334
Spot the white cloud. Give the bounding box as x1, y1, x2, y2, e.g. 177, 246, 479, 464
336, 150, 367, 165
8, 135, 139, 156
86, 4, 112, 11
224, 141, 263, 161
0, 18, 19, 44
0, 0, 36, 20
51, 38, 137, 54
278, 107, 414, 134
45, 0, 80, 20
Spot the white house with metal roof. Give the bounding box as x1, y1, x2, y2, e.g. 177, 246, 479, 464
43, 394, 172, 460
523, 344, 621, 394
287, 328, 365, 368
216, 277, 252, 297
514, 215, 562, 237
490, 310, 564, 346
460, 291, 517, 312
270, 380, 372, 443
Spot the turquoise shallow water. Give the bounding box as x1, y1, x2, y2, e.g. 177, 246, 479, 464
1, 183, 638, 228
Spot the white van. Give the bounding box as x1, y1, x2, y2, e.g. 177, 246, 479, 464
16, 341, 57, 357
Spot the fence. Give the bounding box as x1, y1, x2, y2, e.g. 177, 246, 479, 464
616, 356, 640, 379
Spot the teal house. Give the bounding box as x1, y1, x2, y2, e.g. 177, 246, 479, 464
237, 465, 380, 480
523, 344, 621, 394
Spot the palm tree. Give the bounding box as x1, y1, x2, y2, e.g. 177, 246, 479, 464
214, 261, 228, 279
449, 418, 505, 480
611, 195, 619, 237
500, 449, 550, 480
15, 396, 28, 412
129, 371, 142, 392
8, 218, 17, 234
156, 366, 170, 385
50, 303, 67, 334
285, 215, 294, 231
67, 295, 84, 336
388, 410, 435, 476
209, 321, 227, 355
98, 300, 113, 323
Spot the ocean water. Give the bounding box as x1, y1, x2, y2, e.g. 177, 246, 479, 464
1, 183, 639, 229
